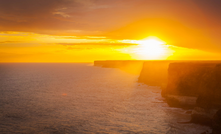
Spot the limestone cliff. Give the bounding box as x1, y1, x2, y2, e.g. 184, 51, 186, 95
138, 61, 172, 87
162, 62, 221, 127
162, 62, 217, 97
162, 62, 221, 108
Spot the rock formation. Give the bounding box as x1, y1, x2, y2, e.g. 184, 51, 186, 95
138, 61, 172, 87
162, 62, 221, 127
162, 62, 217, 97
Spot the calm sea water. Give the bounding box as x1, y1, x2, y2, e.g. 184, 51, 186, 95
0, 63, 211, 134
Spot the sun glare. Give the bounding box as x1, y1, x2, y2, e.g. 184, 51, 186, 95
136, 38, 165, 57
127, 37, 170, 60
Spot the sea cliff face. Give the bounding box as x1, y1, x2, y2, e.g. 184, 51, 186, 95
94, 60, 221, 108
162, 62, 221, 131
94, 60, 172, 81
162, 62, 221, 108
138, 61, 172, 87
162, 62, 217, 97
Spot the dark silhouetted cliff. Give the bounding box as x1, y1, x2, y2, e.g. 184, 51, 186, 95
162, 62, 221, 107
162, 61, 221, 128
162, 62, 217, 97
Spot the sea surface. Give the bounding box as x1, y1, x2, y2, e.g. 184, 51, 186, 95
0, 63, 211, 134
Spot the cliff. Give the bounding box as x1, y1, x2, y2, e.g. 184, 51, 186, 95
95, 60, 174, 80
95, 60, 221, 108
162, 61, 221, 129
94, 60, 145, 75
162, 62, 218, 97
138, 61, 172, 87
162, 62, 221, 107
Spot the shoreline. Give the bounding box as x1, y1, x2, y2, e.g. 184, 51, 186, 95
94, 60, 221, 133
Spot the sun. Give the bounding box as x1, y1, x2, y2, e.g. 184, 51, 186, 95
119, 37, 173, 60
131, 37, 167, 60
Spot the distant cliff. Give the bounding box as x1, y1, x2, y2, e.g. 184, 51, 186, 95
94, 60, 173, 78
94, 60, 145, 75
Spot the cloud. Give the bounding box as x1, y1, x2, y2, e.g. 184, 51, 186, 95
0, 41, 21, 44
59, 43, 137, 46
0, 0, 92, 33
0, 0, 220, 52
0, 0, 220, 34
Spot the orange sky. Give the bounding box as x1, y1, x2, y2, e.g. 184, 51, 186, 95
0, 0, 221, 62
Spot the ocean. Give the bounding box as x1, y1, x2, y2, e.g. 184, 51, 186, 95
0, 63, 211, 134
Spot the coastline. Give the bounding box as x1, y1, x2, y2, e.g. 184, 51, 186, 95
94, 60, 221, 133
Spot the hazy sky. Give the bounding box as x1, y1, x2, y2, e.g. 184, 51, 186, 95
0, 0, 221, 62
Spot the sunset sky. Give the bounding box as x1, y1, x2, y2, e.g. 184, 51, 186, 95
0, 0, 221, 62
